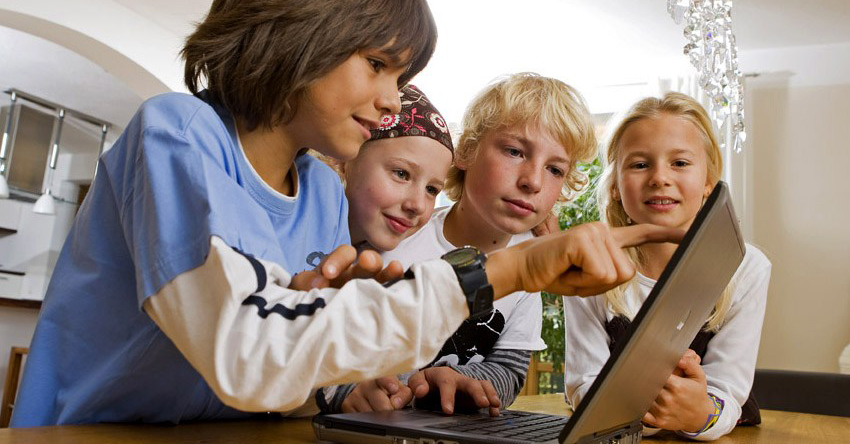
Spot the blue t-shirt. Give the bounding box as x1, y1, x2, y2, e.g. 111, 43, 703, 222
11, 92, 350, 426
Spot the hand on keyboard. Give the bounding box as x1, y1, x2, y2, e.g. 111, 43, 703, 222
341, 376, 412, 413
408, 367, 501, 416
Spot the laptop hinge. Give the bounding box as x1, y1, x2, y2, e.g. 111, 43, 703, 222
574, 420, 642, 444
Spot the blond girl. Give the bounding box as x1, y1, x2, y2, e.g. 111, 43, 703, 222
563, 92, 771, 441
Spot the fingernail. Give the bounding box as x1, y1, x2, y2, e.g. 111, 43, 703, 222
445, 403, 453, 413
310, 277, 324, 288
392, 397, 403, 409
325, 264, 337, 276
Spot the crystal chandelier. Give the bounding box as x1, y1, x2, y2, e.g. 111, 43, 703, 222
667, 0, 746, 152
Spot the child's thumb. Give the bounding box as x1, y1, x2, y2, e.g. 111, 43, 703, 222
407, 372, 430, 398
680, 354, 705, 380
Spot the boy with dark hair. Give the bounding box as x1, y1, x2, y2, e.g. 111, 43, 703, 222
13, 0, 439, 426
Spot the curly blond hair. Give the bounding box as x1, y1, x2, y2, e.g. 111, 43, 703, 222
443, 73, 597, 202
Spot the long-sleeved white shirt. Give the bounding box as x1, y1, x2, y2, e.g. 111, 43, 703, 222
145, 236, 469, 414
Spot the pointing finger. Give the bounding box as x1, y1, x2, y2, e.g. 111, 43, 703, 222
613, 224, 685, 249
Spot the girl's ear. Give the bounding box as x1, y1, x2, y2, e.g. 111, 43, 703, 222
703, 181, 713, 199
611, 184, 621, 202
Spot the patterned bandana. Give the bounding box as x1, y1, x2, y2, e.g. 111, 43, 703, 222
370, 84, 453, 154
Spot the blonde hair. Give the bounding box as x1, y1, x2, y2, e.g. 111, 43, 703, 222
598, 92, 731, 332
443, 73, 597, 202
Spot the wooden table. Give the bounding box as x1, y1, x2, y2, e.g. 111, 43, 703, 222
511, 394, 850, 443
0, 394, 847, 443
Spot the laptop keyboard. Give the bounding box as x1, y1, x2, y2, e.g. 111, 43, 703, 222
427, 410, 568, 442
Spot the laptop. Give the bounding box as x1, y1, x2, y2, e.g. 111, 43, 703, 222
313, 181, 745, 444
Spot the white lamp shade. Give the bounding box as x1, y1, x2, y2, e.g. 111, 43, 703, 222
33, 192, 56, 215
0, 174, 8, 199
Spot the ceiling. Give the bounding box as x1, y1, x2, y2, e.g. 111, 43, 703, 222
109, 0, 850, 50
111, 0, 850, 50
106, 0, 850, 121
111, 0, 209, 41
584, 0, 850, 51
2, 0, 848, 130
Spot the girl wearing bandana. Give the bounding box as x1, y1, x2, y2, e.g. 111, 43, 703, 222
342, 84, 454, 255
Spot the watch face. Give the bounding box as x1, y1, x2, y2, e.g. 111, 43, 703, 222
445, 247, 479, 267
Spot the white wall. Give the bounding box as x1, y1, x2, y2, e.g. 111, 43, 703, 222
0, 0, 182, 97
740, 43, 850, 372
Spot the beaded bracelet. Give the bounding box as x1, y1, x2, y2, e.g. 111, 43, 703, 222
683, 393, 725, 437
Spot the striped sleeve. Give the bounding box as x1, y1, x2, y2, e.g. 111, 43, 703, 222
321, 383, 357, 414
322, 350, 532, 413
446, 349, 532, 408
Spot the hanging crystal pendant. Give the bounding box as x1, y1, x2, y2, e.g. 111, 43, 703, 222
668, 0, 691, 24
667, 0, 746, 152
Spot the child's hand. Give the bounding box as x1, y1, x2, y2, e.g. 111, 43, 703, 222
289, 245, 404, 290
642, 350, 716, 432
487, 222, 685, 298
407, 367, 501, 417
341, 376, 413, 413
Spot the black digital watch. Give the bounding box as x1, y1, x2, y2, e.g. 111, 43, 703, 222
441, 246, 494, 318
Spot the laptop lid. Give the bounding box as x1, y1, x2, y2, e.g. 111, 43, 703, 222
559, 180, 744, 443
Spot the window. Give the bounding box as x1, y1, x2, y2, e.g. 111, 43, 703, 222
1, 104, 55, 195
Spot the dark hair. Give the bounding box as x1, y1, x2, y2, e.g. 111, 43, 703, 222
182, 0, 437, 131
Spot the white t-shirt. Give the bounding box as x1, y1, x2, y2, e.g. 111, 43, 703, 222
563, 243, 771, 441
383, 205, 547, 352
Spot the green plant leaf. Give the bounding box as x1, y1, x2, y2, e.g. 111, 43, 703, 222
538, 156, 603, 382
